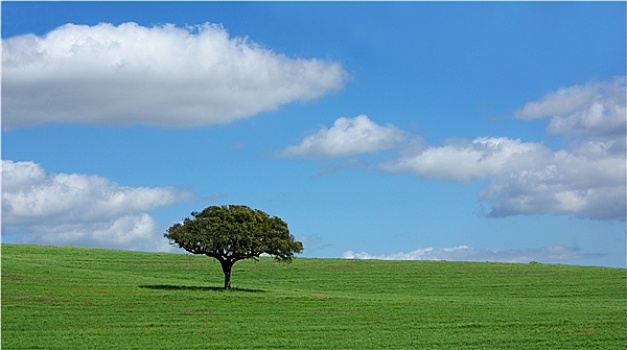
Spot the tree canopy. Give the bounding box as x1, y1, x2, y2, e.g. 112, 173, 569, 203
165, 205, 303, 289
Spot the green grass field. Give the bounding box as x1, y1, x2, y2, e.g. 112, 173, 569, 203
1, 244, 625, 349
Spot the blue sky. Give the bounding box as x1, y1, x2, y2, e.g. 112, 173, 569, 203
2, 2, 625, 268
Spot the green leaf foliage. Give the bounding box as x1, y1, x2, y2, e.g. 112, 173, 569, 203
165, 205, 303, 264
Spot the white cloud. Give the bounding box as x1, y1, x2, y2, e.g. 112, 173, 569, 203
480, 140, 625, 220
1, 160, 192, 251
280, 115, 409, 159
281, 78, 624, 221
344, 245, 604, 264
381, 137, 550, 183
2, 22, 348, 128
516, 76, 626, 139
382, 135, 625, 221
515, 82, 601, 120
18, 214, 171, 252
482, 77, 626, 221
377, 77, 625, 221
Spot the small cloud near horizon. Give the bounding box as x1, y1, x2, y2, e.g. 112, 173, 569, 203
343, 245, 606, 264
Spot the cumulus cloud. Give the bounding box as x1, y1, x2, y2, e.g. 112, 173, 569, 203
2, 22, 348, 128
16, 214, 169, 251
382, 136, 624, 221
343, 245, 604, 264
516, 76, 626, 139
381, 137, 551, 183
482, 77, 626, 221
479, 142, 625, 220
279, 77, 625, 221
1, 160, 192, 251
280, 115, 409, 159
381, 77, 625, 221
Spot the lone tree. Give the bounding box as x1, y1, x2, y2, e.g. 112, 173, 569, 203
165, 205, 303, 290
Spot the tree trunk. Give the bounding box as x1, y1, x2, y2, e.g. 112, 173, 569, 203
220, 260, 233, 290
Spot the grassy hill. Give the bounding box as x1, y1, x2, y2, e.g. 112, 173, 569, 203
1, 244, 625, 349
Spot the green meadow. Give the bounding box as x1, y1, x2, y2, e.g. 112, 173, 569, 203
1, 244, 625, 349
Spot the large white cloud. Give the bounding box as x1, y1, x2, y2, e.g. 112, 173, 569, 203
2, 22, 348, 128
1, 160, 192, 251
280, 115, 409, 159
344, 245, 604, 264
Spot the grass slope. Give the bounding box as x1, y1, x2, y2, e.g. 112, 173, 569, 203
1, 244, 625, 349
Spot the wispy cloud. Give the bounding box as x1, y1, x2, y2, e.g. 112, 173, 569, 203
1, 160, 193, 251
2, 22, 348, 128
343, 245, 605, 264
299, 234, 332, 252
280, 115, 410, 159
